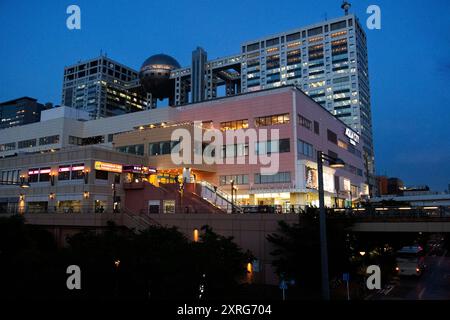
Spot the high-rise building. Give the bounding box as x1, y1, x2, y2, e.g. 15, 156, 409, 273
0, 97, 49, 130
61, 55, 147, 119
240, 14, 371, 140
241, 13, 374, 181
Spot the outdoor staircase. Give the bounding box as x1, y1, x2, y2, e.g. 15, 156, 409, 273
122, 207, 161, 231
199, 180, 242, 213
158, 183, 226, 214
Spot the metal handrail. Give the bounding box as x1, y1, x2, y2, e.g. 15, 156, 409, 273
200, 181, 243, 213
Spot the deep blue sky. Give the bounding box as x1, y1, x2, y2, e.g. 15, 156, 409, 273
1, 0, 449, 191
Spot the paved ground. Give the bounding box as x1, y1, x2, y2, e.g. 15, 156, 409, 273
370, 252, 450, 300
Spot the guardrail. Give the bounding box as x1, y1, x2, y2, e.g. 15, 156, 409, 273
200, 180, 243, 213
2, 204, 449, 220
0, 204, 125, 215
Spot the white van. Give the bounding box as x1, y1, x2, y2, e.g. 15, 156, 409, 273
395, 246, 425, 276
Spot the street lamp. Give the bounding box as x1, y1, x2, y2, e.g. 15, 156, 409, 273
230, 179, 235, 213
83, 169, 90, 184
114, 259, 120, 297
316, 150, 345, 300
347, 186, 353, 208
50, 172, 56, 186
179, 180, 185, 213
19, 176, 30, 188
112, 183, 118, 213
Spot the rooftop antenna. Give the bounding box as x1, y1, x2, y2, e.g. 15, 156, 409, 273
323, 12, 328, 21
341, 1, 351, 15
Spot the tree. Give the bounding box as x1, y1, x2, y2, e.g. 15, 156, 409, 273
267, 208, 354, 298
0, 217, 253, 300
129, 225, 196, 299
191, 225, 253, 299
64, 223, 252, 300
0, 215, 59, 299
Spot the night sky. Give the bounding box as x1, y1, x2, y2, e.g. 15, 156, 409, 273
0, 0, 449, 191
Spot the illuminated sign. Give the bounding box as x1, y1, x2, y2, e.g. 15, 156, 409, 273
28, 168, 50, 175
323, 172, 335, 193
305, 166, 334, 192
343, 178, 351, 192
58, 164, 85, 172
122, 165, 156, 174
305, 167, 318, 189
345, 128, 360, 144
94, 161, 122, 173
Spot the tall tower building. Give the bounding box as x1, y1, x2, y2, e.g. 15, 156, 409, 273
61, 55, 147, 119
191, 47, 207, 103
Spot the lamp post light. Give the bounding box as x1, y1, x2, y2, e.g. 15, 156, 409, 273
234, 186, 238, 210
316, 150, 345, 300
114, 259, 121, 297
50, 172, 56, 186
179, 180, 185, 213
230, 179, 235, 213
19, 176, 30, 189
112, 183, 117, 213
83, 169, 90, 184
350, 190, 354, 208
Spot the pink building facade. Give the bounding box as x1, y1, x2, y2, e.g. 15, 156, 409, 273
116, 86, 368, 210
176, 86, 367, 208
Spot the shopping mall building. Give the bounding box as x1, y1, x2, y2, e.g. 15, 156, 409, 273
1, 86, 368, 213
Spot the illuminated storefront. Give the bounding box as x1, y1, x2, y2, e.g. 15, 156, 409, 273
0, 146, 149, 214
94, 161, 122, 173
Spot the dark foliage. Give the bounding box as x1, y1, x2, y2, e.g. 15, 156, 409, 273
0, 216, 251, 300
267, 208, 353, 298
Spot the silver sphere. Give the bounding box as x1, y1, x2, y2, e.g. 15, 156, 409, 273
139, 54, 180, 100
